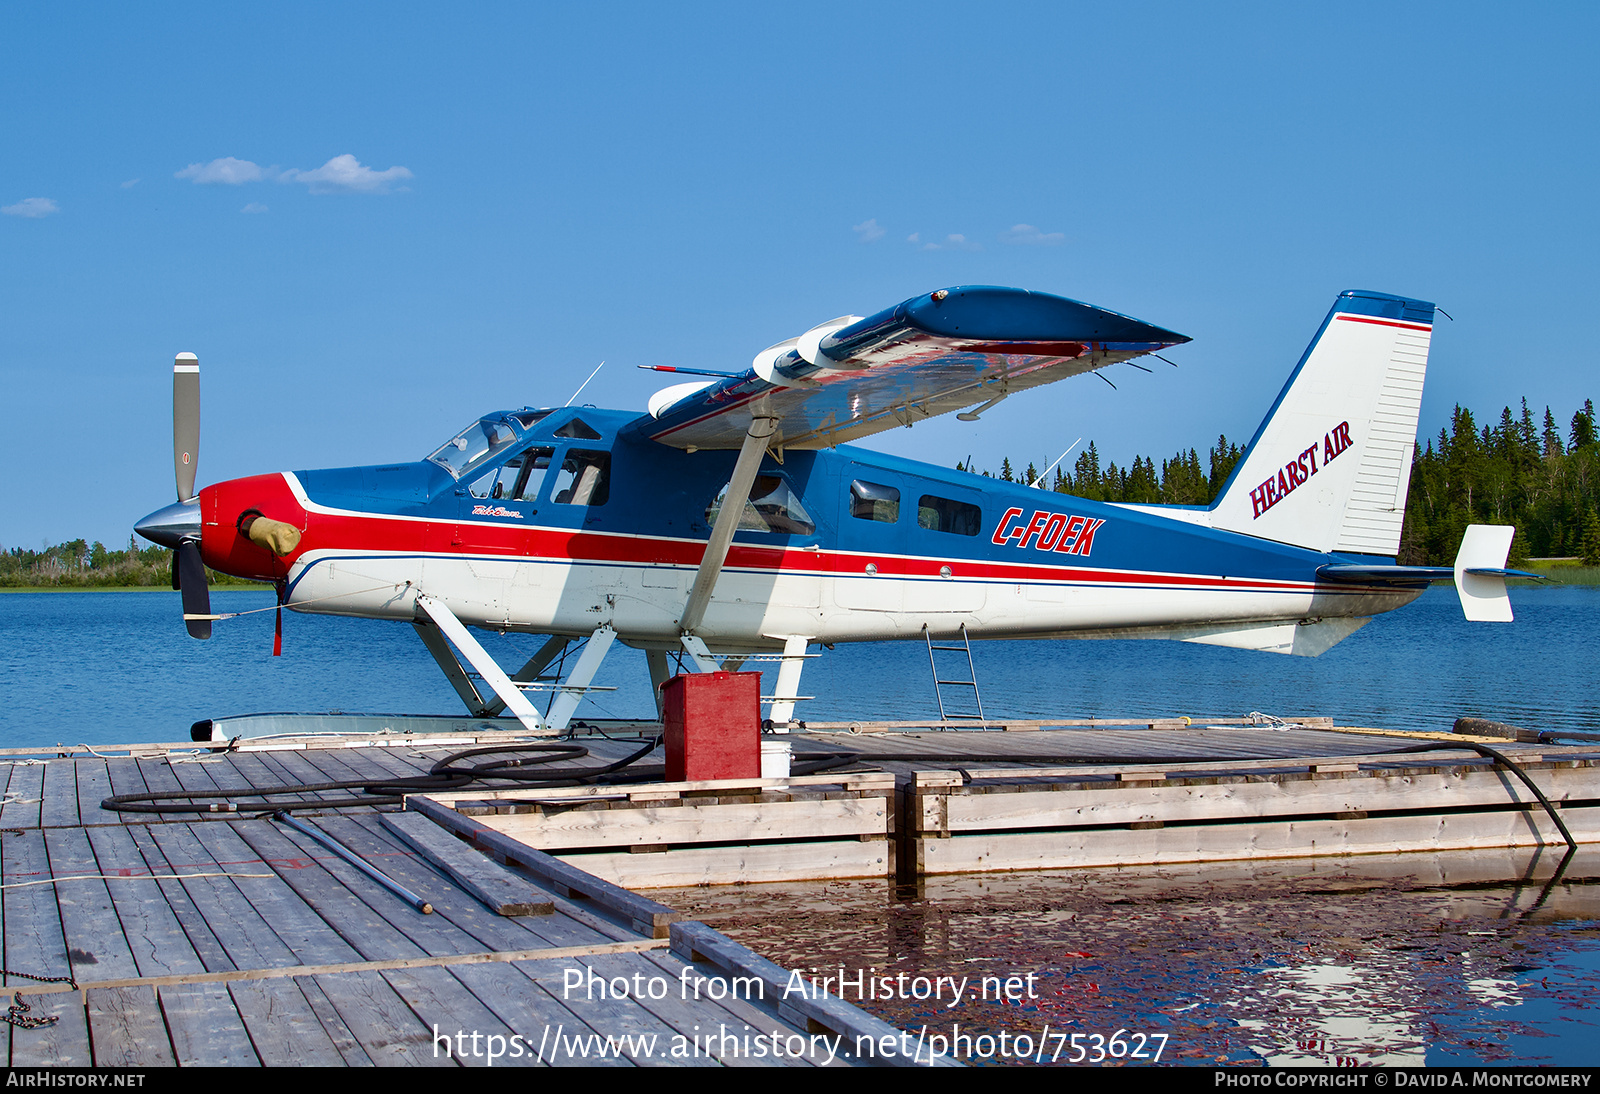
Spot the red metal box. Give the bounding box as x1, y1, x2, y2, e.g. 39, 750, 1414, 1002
661, 671, 762, 782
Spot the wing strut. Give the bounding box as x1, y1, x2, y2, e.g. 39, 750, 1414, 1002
678, 414, 779, 637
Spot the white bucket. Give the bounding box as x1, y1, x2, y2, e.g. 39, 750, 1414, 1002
760, 739, 792, 779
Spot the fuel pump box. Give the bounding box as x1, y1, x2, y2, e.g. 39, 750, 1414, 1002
662, 671, 762, 781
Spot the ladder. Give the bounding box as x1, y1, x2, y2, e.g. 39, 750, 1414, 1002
923, 623, 985, 725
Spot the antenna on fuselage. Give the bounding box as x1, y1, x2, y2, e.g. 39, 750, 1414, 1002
1033, 438, 1081, 489
564, 361, 605, 407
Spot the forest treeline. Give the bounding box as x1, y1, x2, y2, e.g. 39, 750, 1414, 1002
0, 537, 254, 589
963, 397, 1600, 566
5, 397, 1597, 585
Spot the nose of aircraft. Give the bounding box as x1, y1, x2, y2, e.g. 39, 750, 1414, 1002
134, 499, 201, 549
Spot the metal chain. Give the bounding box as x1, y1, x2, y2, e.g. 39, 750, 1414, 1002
1, 969, 79, 1029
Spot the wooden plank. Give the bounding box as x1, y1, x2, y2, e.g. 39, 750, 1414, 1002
44, 827, 140, 982
915, 804, 1600, 874
558, 840, 892, 889
0, 763, 45, 829
422, 770, 893, 805
82, 987, 174, 1067
437, 959, 629, 1068
670, 921, 941, 1067
134, 755, 187, 797
130, 823, 350, 1066
339, 817, 640, 954
926, 764, 1600, 833
282, 977, 375, 1067
138, 823, 282, 972
638, 951, 834, 1068
73, 761, 113, 827
229, 819, 514, 1066
182, 821, 436, 1065
475, 796, 888, 851
409, 798, 681, 937
84, 824, 264, 1061
39, 762, 78, 829
102, 757, 150, 814
380, 812, 553, 916
43, 826, 178, 1066
3, 829, 93, 1065
227, 980, 351, 1067
85, 826, 208, 977
918, 747, 1568, 784
158, 984, 259, 1065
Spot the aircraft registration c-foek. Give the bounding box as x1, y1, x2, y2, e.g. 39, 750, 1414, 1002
135, 286, 1530, 734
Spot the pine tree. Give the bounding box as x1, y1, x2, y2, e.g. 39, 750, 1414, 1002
1573, 400, 1597, 451
1583, 508, 1600, 566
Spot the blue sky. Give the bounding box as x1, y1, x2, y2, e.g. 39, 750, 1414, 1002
4, 2, 1596, 549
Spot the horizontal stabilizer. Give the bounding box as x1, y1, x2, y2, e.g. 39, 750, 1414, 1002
1454, 524, 1517, 622
1318, 563, 1542, 588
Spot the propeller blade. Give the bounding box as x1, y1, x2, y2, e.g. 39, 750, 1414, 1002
177, 540, 212, 640
174, 353, 199, 503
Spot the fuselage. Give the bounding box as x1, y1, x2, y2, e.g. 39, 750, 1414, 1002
195, 405, 1420, 653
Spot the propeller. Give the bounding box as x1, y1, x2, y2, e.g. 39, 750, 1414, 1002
135, 354, 211, 639
174, 352, 199, 503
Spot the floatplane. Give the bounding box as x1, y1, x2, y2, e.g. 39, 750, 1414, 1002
135, 286, 1524, 734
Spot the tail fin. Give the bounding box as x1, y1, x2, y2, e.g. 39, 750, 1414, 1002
1209, 290, 1435, 555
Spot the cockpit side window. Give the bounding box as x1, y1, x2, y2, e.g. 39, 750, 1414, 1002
467, 446, 554, 501
549, 450, 610, 506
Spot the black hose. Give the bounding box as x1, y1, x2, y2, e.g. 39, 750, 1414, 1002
101, 739, 661, 816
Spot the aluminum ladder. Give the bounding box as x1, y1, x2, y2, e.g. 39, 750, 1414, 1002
923, 623, 986, 725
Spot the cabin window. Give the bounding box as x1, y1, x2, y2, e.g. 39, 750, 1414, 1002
549, 450, 610, 506
467, 446, 553, 501
917, 494, 982, 536
706, 475, 816, 536
849, 480, 900, 523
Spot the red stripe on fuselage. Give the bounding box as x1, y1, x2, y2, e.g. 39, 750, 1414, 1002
277, 490, 1319, 595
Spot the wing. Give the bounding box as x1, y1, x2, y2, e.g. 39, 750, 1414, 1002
626, 285, 1191, 451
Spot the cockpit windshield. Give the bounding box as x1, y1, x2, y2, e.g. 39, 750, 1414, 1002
426, 417, 524, 479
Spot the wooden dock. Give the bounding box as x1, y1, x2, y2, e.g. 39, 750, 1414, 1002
1, 715, 1594, 1066
0, 739, 930, 1067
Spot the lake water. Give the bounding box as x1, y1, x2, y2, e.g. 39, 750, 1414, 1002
1, 583, 1597, 1066
1, 584, 1596, 747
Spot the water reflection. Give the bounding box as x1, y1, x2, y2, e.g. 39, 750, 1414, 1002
654, 848, 1600, 1066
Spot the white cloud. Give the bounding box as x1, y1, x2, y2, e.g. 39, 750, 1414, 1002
121, 178, 140, 189
1001, 223, 1064, 246
241, 202, 269, 214
2, 197, 59, 218
907, 232, 920, 244
280, 154, 412, 194
852, 218, 885, 243
176, 157, 265, 185
919, 233, 982, 252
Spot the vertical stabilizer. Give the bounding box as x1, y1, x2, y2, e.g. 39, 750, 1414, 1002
1210, 291, 1434, 555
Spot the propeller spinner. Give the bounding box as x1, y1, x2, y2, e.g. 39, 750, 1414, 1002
134, 354, 211, 639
